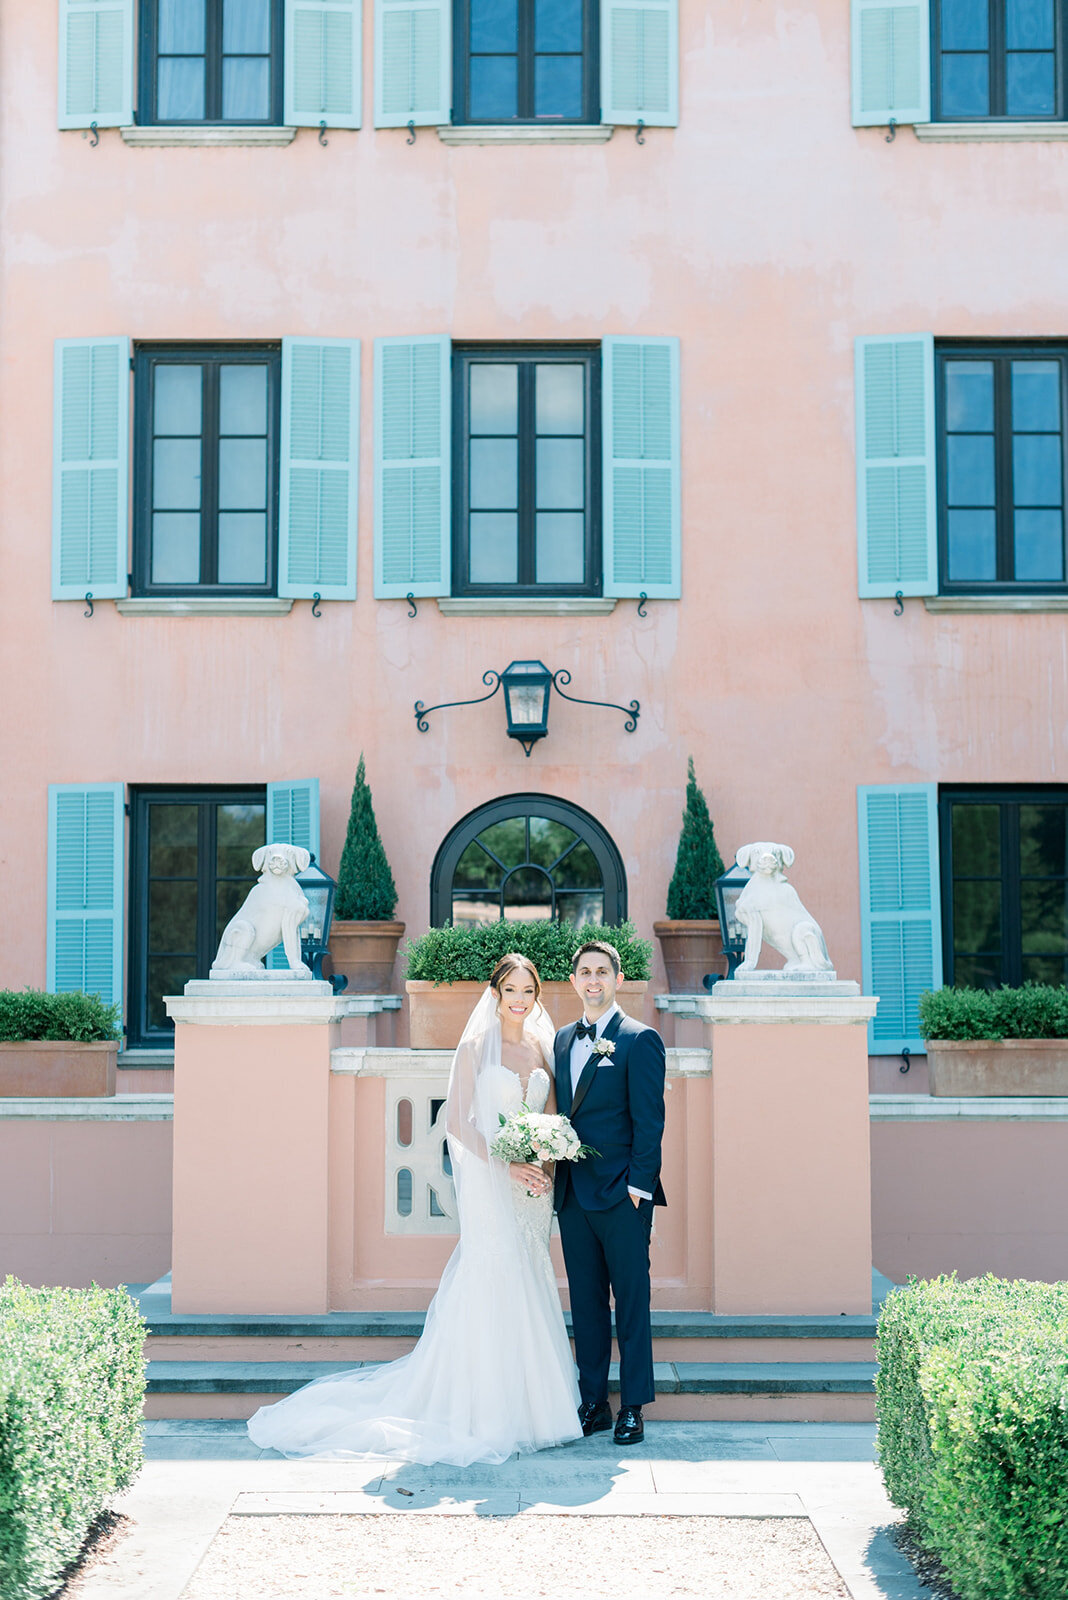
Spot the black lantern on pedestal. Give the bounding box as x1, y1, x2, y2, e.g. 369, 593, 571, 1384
500, 659, 553, 755
294, 855, 341, 985
708, 864, 752, 982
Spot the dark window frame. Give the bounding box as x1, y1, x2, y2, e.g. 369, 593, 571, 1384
451, 343, 602, 598
138, 0, 284, 127
132, 342, 281, 598
936, 339, 1068, 594
430, 792, 627, 926
127, 784, 267, 1048
452, 0, 599, 124
932, 0, 1066, 121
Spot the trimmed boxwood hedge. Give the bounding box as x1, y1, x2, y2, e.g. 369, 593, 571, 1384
404, 920, 652, 984
0, 991, 120, 1045
877, 1274, 1068, 1600
919, 982, 1068, 1042
0, 1279, 146, 1600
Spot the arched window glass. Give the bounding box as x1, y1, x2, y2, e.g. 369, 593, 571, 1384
432, 794, 626, 927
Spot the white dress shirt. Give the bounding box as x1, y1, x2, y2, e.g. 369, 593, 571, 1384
569, 1004, 651, 1202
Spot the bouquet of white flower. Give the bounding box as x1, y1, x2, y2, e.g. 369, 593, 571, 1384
491, 1106, 598, 1168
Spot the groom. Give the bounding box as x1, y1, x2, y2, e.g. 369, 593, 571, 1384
554, 939, 666, 1446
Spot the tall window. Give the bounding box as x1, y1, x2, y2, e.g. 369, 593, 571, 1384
128, 789, 266, 1046
934, 0, 1065, 119
134, 345, 280, 596
140, 0, 283, 125
938, 345, 1067, 590
941, 789, 1068, 987
454, 0, 598, 123
452, 346, 600, 597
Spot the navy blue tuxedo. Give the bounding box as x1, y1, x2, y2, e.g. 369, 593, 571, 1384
554, 1008, 666, 1410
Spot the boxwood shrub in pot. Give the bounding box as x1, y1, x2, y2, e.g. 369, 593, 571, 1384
919, 982, 1068, 1096
654, 757, 728, 992
0, 990, 120, 1097
327, 754, 405, 994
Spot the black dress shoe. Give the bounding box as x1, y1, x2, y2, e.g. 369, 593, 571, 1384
577, 1399, 613, 1437
614, 1406, 644, 1445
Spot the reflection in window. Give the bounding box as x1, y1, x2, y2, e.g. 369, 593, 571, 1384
460, 0, 594, 122
149, 0, 280, 125
452, 812, 605, 925
935, 0, 1062, 120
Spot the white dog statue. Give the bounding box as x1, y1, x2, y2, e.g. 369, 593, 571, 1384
211, 843, 313, 980
732, 842, 835, 978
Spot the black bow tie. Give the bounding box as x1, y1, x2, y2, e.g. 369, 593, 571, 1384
575, 1021, 598, 1041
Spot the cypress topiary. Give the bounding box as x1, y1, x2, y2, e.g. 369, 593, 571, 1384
334, 755, 398, 922
665, 757, 726, 920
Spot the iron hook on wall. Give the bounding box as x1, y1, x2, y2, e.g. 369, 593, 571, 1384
87, 122, 100, 147
311, 593, 322, 618
893, 591, 905, 616
83, 593, 94, 618
635, 119, 645, 145
637, 592, 648, 618
407, 121, 416, 144
406, 593, 418, 618
885, 118, 897, 143
899, 1047, 912, 1075
318, 121, 329, 146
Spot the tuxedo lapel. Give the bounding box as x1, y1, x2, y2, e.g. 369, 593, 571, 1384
570, 1007, 627, 1119
555, 1023, 579, 1116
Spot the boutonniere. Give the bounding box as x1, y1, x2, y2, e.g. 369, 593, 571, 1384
592, 1038, 616, 1058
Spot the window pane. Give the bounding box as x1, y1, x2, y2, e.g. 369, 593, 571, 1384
536, 364, 584, 433
1007, 0, 1054, 49
553, 839, 601, 887
454, 840, 505, 892
945, 361, 994, 431
470, 56, 518, 118
1021, 804, 1068, 876
952, 803, 1001, 874
470, 365, 518, 433
477, 818, 526, 867
217, 802, 266, 878
536, 512, 584, 583
155, 365, 202, 434
947, 509, 997, 580
470, 439, 518, 509
224, 0, 271, 52
223, 57, 271, 120
1021, 881, 1068, 950
947, 434, 995, 505
470, 0, 518, 51
219, 439, 267, 509
941, 53, 990, 116
536, 438, 584, 508
159, 0, 206, 52
1022, 954, 1068, 983
941, 0, 989, 48
954, 953, 1002, 988
158, 57, 206, 120
152, 513, 201, 583
148, 880, 198, 952
149, 803, 199, 875
148, 957, 197, 1030
218, 513, 267, 583
1014, 510, 1063, 579
1012, 361, 1060, 431
502, 866, 553, 918
1013, 435, 1063, 506
556, 891, 604, 927
1007, 51, 1055, 114
220, 365, 268, 434
469, 512, 518, 583
953, 879, 1002, 952
536, 0, 583, 51
154, 439, 202, 509
528, 818, 578, 869
534, 55, 583, 117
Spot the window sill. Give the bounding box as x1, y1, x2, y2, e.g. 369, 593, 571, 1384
118, 1049, 175, 1068
436, 596, 618, 616
924, 595, 1068, 612
115, 597, 294, 616
913, 121, 1068, 142
436, 124, 614, 145
120, 126, 298, 146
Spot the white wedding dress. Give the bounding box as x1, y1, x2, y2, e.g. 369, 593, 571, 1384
247, 991, 582, 1465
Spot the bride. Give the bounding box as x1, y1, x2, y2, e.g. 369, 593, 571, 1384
247, 953, 582, 1465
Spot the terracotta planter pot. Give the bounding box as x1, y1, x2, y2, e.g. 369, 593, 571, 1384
653, 919, 727, 993
0, 1040, 118, 1097
327, 921, 405, 994
927, 1038, 1068, 1097
405, 980, 650, 1050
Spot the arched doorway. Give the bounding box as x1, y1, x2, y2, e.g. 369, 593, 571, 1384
431, 794, 627, 928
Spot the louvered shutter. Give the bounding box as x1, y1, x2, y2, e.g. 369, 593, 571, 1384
858, 784, 942, 1055
284, 0, 362, 128
602, 336, 680, 599
855, 334, 937, 599
53, 338, 129, 601
266, 780, 321, 967
374, 336, 450, 597
851, 0, 931, 127
601, 0, 678, 127
47, 783, 125, 1012
374, 0, 450, 126
279, 339, 360, 600
58, 0, 134, 129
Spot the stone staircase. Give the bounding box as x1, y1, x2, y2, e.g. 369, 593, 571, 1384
136, 1276, 886, 1423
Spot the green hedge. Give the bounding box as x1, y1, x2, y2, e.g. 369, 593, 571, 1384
919, 982, 1068, 1041
0, 991, 120, 1044
877, 1275, 1068, 1600
0, 1280, 146, 1600
404, 920, 652, 984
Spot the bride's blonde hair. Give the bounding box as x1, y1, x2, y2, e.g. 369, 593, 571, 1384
489, 952, 542, 1001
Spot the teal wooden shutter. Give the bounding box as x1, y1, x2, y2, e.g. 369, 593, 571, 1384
47, 783, 125, 1011
601, 0, 678, 127
266, 781, 320, 968
851, 0, 930, 126
284, 0, 362, 128
53, 338, 129, 601
855, 333, 937, 599
374, 0, 450, 126
858, 784, 942, 1055
58, 0, 134, 129
374, 336, 450, 597
602, 336, 680, 599
279, 338, 360, 600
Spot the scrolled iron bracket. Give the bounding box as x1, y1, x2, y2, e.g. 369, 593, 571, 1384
893, 590, 905, 616
885, 118, 897, 144
415, 670, 502, 733
635, 119, 645, 145
83, 593, 94, 618
319, 121, 329, 146
88, 122, 99, 147
551, 669, 640, 733
406, 120, 416, 144
406, 592, 418, 618
311, 592, 322, 618
899, 1047, 911, 1075
637, 591, 648, 618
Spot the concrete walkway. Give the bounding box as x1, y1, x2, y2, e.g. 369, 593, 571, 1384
74, 1422, 927, 1600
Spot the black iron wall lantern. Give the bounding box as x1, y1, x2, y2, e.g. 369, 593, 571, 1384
415, 659, 640, 758
294, 855, 344, 986
709, 864, 751, 981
